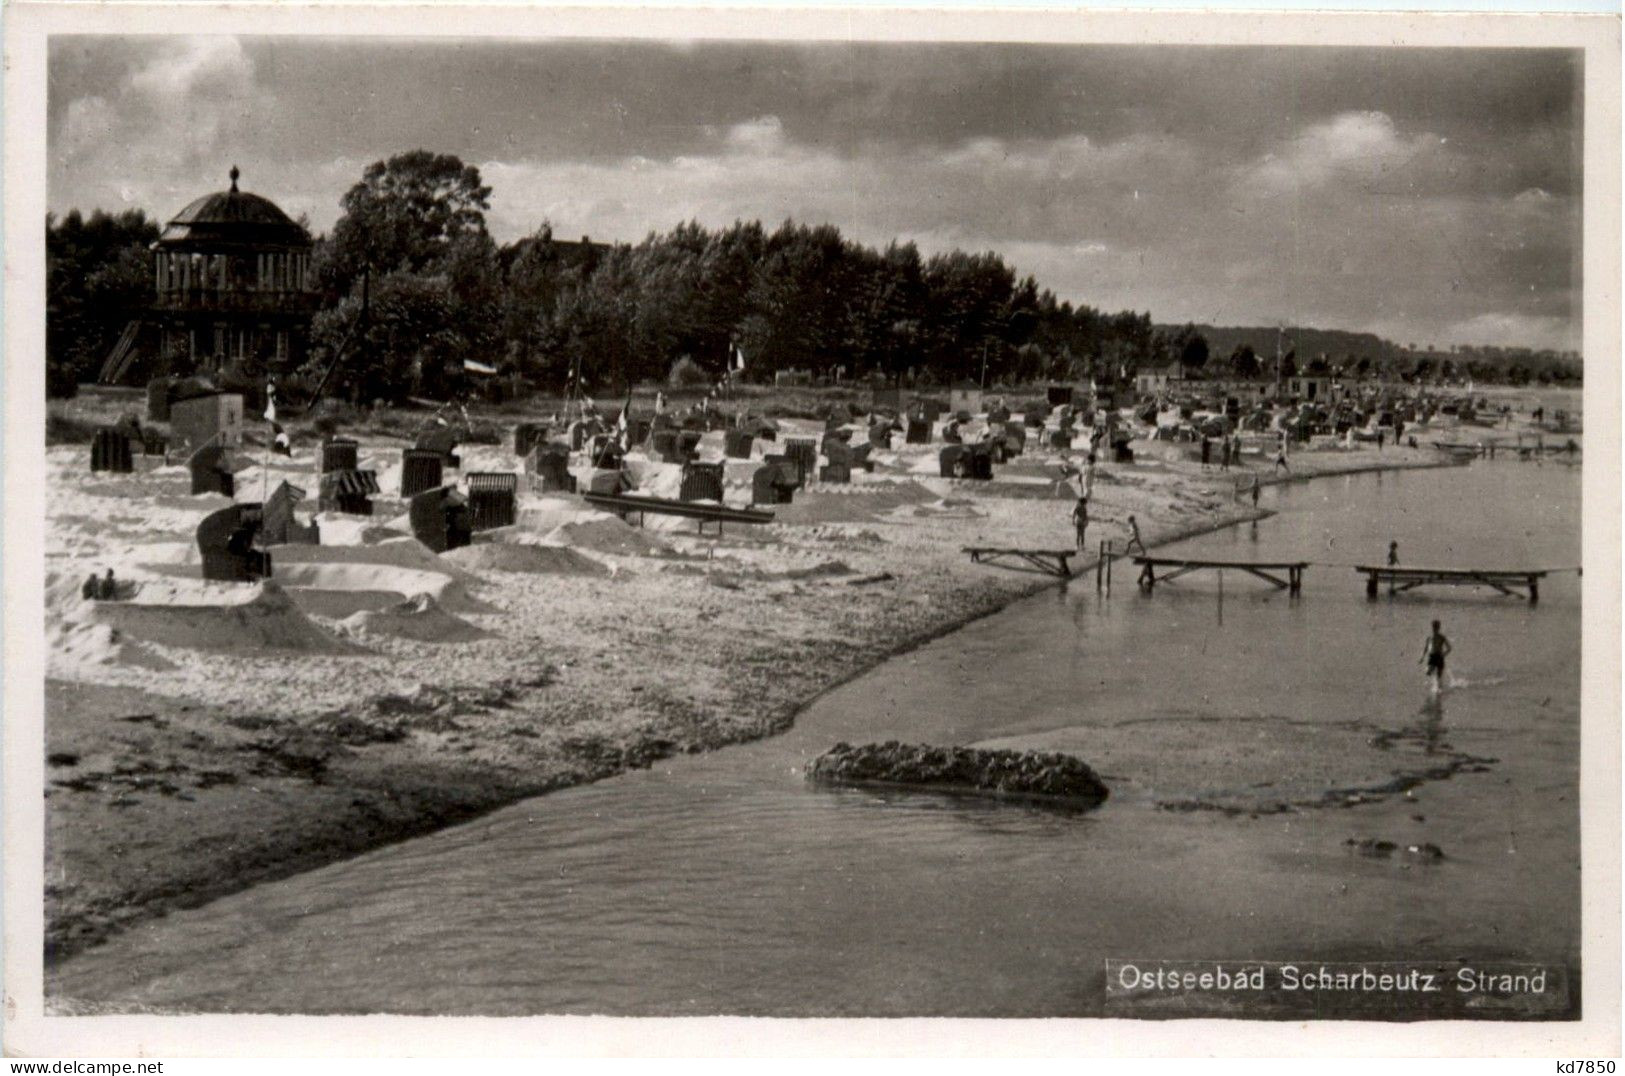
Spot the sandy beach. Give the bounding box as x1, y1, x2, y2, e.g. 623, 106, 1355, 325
42, 387, 1476, 964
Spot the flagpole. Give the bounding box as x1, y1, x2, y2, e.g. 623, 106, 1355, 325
261, 379, 273, 507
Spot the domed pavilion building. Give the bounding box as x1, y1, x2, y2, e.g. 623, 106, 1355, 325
100, 167, 319, 384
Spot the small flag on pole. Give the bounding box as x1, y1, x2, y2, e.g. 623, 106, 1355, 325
614, 397, 631, 448
733, 344, 747, 372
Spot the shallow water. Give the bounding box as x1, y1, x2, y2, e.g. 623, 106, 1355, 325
51, 459, 1583, 1016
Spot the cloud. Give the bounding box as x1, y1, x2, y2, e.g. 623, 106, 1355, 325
58, 95, 118, 163
1440, 312, 1576, 352
47, 38, 1582, 352
50, 37, 281, 213
724, 115, 786, 152
1242, 110, 1444, 195
126, 35, 254, 101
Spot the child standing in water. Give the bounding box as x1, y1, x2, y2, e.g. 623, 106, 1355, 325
1071, 495, 1089, 552
1420, 620, 1452, 691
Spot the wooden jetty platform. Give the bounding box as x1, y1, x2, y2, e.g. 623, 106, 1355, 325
1133, 556, 1306, 594
963, 546, 1074, 578
1356, 565, 1547, 602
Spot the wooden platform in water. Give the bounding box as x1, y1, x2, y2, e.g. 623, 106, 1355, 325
1355, 565, 1547, 602
963, 546, 1075, 578
1133, 556, 1307, 594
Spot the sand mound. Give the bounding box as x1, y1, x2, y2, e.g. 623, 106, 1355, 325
768, 479, 941, 526
546, 517, 672, 556
84, 581, 366, 655
310, 513, 411, 547
623, 460, 683, 499
49, 621, 176, 671
874, 480, 942, 506
772, 492, 884, 525
340, 593, 490, 643
443, 542, 609, 576
513, 500, 606, 534
272, 562, 495, 616
45, 571, 96, 619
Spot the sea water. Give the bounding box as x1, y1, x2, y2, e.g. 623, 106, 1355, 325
50, 459, 1583, 1015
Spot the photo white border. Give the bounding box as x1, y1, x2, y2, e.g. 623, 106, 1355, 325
3, 3, 1618, 1057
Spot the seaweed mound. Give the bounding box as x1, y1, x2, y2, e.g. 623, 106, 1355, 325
807, 740, 1109, 806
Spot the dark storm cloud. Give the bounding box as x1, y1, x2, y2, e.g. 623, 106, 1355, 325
47, 36, 1582, 350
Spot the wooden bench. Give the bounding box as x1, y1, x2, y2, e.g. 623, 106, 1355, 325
583, 491, 774, 536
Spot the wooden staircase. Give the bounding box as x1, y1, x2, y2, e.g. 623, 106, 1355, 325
96, 320, 144, 385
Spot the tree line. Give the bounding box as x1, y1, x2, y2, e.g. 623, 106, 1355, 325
1164, 322, 1582, 387
44, 150, 1579, 402
43, 151, 1161, 403
302, 152, 1165, 403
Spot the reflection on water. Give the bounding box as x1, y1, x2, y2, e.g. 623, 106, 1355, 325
50, 461, 1583, 1016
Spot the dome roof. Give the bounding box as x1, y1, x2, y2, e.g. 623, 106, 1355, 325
157, 166, 311, 250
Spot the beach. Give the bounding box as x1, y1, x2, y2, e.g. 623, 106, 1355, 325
43, 387, 1483, 964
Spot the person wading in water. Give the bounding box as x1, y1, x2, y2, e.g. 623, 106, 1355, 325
1420, 620, 1452, 692
1072, 495, 1089, 552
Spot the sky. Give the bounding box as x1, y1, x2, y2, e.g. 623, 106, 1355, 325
47, 36, 1583, 352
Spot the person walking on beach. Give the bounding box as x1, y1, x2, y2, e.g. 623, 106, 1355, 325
1387, 541, 1400, 567
1071, 495, 1090, 552
1420, 620, 1452, 691
1082, 452, 1096, 498
97, 568, 118, 601
1124, 514, 1148, 556
1219, 435, 1231, 472
1200, 435, 1211, 470
1274, 437, 1290, 474
1250, 474, 1261, 508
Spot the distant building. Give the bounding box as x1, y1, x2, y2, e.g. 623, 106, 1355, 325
949, 380, 983, 415
100, 167, 318, 384
1285, 374, 1334, 402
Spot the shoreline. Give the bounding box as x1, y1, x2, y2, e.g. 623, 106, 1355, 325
44, 438, 1463, 971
